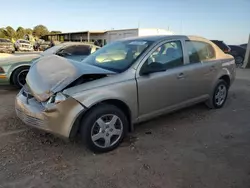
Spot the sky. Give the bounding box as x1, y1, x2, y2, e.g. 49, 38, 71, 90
0, 0, 249, 44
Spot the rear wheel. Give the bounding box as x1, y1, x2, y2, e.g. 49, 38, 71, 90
12, 67, 30, 88
206, 79, 229, 109
80, 104, 128, 153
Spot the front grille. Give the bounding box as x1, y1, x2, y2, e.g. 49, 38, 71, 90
16, 109, 45, 127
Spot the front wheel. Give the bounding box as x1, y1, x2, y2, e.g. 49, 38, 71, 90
80, 104, 128, 153
206, 79, 229, 109
12, 67, 30, 88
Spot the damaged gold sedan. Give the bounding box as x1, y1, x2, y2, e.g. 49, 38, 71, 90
15, 35, 236, 152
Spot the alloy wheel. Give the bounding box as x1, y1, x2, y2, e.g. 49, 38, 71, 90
91, 114, 123, 148
215, 84, 227, 106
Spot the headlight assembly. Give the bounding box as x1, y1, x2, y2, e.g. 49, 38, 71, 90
47, 92, 69, 104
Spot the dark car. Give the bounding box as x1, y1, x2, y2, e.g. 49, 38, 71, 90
228, 45, 246, 67
210, 40, 231, 53
240, 43, 248, 49
0, 38, 15, 54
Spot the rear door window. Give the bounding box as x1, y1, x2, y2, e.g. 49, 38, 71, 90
186, 41, 215, 64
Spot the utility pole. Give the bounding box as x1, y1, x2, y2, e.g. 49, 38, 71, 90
243, 34, 250, 68
180, 20, 183, 34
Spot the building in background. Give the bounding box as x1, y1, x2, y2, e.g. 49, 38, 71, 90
42, 28, 174, 47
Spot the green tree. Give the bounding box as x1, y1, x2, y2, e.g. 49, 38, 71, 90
2, 26, 16, 39
16, 26, 25, 39
25, 28, 33, 35
0, 28, 7, 38
32, 25, 49, 38
50, 31, 62, 34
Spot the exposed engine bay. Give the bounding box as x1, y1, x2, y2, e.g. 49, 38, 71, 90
66, 74, 108, 88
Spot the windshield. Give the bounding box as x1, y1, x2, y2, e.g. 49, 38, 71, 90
41, 43, 65, 56
82, 40, 152, 72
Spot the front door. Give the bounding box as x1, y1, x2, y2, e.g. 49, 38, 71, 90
136, 40, 192, 119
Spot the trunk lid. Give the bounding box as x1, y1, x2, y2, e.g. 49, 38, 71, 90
26, 55, 115, 101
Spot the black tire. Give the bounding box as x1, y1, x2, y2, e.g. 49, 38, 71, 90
80, 104, 128, 153
12, 67, 30, 88
14, 46, 18, 51
234, 55, 244, 67
206, 79, 229, 109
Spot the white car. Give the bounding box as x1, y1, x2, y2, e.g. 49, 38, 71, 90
14, 39, 33, 51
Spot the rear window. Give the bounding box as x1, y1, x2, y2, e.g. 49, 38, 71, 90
186, 40, 216, 63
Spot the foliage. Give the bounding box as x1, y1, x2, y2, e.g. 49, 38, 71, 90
25, 28, 33, 35
3, 26, 16, 39
16, 27, 25, 39
32, 25, 49, 38
0, 25, 61, 41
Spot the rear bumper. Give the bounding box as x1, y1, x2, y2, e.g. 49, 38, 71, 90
15, 89, 85, 138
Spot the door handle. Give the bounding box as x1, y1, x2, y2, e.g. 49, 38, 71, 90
177, 73, 185, 79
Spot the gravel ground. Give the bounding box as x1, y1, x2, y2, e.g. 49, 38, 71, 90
0, 70, 250, 188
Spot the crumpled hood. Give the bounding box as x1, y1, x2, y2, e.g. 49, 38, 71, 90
0, 54, 40, 66
26, 55, 115, 102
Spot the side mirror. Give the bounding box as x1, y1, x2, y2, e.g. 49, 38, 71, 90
140, 62, 166, 75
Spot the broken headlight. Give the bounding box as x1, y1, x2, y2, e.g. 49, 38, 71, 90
47, 92, 69, 104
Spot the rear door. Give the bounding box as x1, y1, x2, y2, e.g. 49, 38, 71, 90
184, 40, 219, 98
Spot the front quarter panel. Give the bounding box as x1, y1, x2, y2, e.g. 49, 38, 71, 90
64, 72, 138, 122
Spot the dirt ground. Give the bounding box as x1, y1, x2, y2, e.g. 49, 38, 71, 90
0, 69, 250, 188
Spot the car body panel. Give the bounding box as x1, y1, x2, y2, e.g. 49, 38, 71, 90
15, 39, 33, 51
15, 35, 236, 139
15, 88, 84, 138
63, 69, 139, 122
228, 45, 246, 63
0, 43, 99, 86
26, 55, 115, 102
0, 54, 40, 85
0, 38, 15, 53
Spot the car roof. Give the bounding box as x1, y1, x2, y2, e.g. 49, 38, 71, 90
119, 35, 211, 43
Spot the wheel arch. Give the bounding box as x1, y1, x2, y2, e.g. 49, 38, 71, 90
9, 65, 30, 85
69, 99, 133, 139
219, 74, 230, 87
